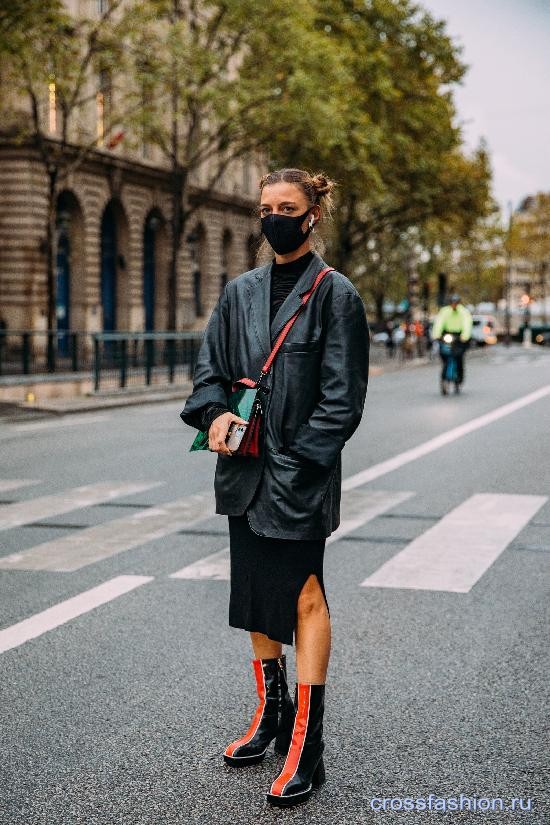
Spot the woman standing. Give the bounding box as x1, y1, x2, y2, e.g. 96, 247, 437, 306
180, 168, 369, 807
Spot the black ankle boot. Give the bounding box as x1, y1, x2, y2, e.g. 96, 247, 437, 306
266, 683, 326, 806
223, 655, 295, 766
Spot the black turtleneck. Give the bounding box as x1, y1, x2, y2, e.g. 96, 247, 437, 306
270, 250, 314, 325
201, 250, 315, 433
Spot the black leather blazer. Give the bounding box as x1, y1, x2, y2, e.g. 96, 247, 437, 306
180, 251, 370, 539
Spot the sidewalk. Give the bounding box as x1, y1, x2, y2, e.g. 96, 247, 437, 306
0, 347, 488, 417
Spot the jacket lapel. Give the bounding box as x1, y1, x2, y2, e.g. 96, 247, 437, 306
247, 261, 272, 361
248, 252, 328, 358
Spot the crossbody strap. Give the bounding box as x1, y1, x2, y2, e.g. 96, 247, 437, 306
233, 266, 334, 391
260, 266, 335, 376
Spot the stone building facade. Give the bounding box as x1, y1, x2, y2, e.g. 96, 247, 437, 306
508, 194, 550, 328
0, 0, 264, 340
0, 142, 261, 336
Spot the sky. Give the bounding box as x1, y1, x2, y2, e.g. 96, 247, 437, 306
420, 0, 550, 212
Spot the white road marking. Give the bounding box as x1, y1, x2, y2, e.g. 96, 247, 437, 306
0, 492, 216, 571
0, 479, 40, 494
361, 494, 547, 593
343, 384, 550, 491
170, 489, 414, 581
326, 489, 414, 546
0, 481, 161, 532
170, 547, 231, 581
0, 575, 153, 654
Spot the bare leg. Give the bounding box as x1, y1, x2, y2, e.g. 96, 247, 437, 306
295, 574, 331, 683
250, 631, 283, 660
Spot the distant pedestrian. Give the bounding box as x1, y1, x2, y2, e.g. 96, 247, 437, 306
384, 319, 396, 358
181, 168, 370, 808
414, 320, 425, 357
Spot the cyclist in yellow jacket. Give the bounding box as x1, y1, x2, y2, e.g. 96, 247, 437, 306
432, 294, 473, 387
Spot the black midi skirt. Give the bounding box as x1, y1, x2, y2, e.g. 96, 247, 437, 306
228, 511, 330, 646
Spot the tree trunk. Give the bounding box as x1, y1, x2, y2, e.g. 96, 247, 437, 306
332, 193, 356, 274
374, 292, 385, 324
168, 163, 186, 331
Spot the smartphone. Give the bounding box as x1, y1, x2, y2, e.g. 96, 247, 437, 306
226, 422, 248, 451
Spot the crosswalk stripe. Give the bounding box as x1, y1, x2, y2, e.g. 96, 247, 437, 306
170, 547, 231, 581
0, 575, 153, 654
0, 479, 40, 494
170, 489, 414, 581
361, 493, 547, 593
0, 482, 160, 532
342, 384, 550, 491
0, 492, 216, 571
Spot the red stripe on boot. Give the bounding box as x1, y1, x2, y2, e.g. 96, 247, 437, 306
224, 659, 266, 757
269, 683, 311, 795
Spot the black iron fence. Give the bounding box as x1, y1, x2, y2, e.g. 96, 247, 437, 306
92, 332, 202, 391
0, 329, 204, 391
0, 330, 95, 376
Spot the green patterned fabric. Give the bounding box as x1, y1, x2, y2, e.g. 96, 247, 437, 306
189, 386, 257, 451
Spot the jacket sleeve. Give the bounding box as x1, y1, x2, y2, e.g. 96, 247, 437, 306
432, 308, 446, 339
287, 290, 370, 469
180, 287, 232, 431
460, 307, 473, 341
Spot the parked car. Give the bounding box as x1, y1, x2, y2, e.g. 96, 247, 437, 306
471, 315, 498, 346
372, 327, 406, 345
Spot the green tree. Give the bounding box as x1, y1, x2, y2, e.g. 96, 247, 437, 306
129, 0, 342, 328
266, 0, 493, 306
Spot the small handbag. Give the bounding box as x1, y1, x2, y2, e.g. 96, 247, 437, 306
189, 265, 335, 457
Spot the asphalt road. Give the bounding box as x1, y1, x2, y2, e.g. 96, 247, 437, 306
1, 344, 549, 825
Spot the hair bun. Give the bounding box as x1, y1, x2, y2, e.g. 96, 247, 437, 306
311, 173, 334, 198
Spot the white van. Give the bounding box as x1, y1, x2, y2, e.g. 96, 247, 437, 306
471, 315, 497, 346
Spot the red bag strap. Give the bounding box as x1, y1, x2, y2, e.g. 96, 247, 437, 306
261, 266, 334, 376
233, 265, 334, 391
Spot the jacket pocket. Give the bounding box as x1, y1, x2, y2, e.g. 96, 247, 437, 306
265, 447, 334, 528
280, 339, 321, 353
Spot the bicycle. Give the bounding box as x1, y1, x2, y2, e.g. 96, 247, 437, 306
439, 332, 463, 395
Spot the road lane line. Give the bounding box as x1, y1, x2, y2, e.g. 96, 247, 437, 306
0, 482, 161, 532
0, 480, 40, 493
343, 384, 550, 491
0, 492, 216, 571
361, 494, 547, 593
170, 489, 414, 581
0, 575, 154, 654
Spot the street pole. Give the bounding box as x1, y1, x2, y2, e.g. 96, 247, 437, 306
504, 201, 513, 347
541, 261, 548, 326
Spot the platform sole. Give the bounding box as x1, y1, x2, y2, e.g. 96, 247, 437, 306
266, 757, 326, 807
223, 748, 268, 767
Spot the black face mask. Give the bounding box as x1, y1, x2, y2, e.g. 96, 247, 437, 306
261, 208, 314, 255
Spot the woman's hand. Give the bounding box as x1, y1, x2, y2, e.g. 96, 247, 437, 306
208, 412, 249, 455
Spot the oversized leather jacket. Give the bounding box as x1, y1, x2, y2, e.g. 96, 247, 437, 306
180, 251, 370, 540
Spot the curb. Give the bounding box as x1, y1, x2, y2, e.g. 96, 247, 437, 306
18, 387, 191, 416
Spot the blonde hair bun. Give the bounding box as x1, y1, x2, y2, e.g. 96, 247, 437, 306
311, 173, 335, 199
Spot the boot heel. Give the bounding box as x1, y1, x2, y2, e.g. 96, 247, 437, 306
274, 725, 292, 755
312, 756, 326, 787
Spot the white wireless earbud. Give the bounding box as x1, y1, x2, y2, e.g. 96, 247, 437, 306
309, 216, 315, 230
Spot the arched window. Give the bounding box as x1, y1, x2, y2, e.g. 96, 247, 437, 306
247, 233, 259, 270
187, 223, 206, 318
